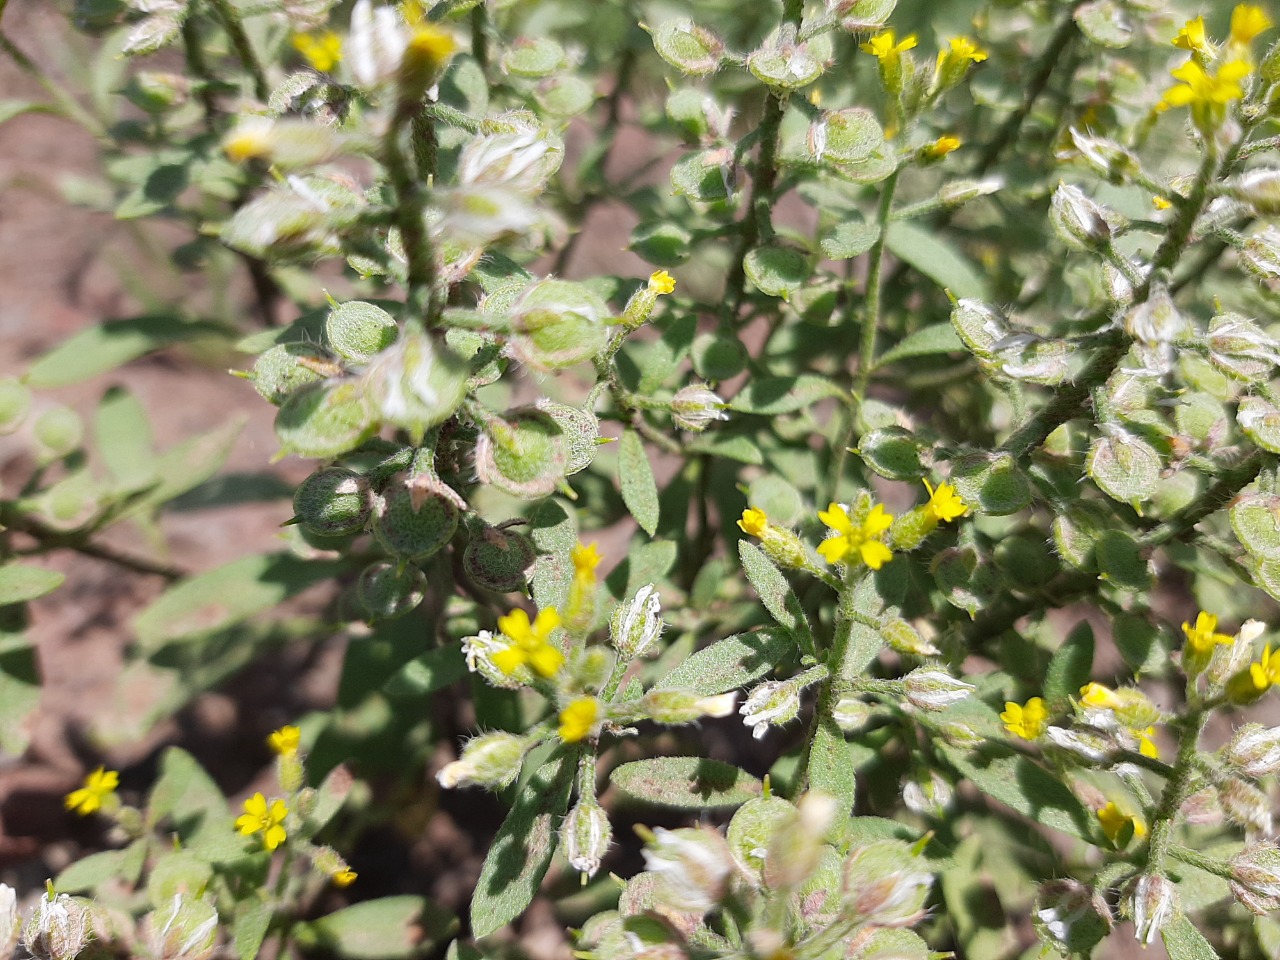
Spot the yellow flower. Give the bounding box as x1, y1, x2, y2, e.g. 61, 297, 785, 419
1160, 59, 1250, 110
648, 270, 676, 295
223, 124, 273, 164
1152, 195, 1173, 210
65, 767, 119, 816
572, 542, 602, 580
861, 30, 917, 61
1096, 801, 1146, 845
332, 868, 357, 887
1079, 682, 1122, 710
1182, 611, 1233, 656
1138, 726, 1160, 759
1172, 16, 1210, 54
1249, 643, 1280, 690
292, 31, 343, 72
1000, 697, 1048, 740
558, 697, 600, 742
236, 793, 288, 851
405, 23, 457, 72
923, 479, 968, 523
1231, 3, 1274, 47
738, 507, 769, 538
923, 135, 961, 160
268, 725, 301, 757
942, 36, 987, 64
493, 607, 565, 678
817, 502, 894, 569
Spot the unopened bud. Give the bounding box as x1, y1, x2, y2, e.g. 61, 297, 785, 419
670, 384, 729, 433
739, 680, 801, 738
1033, 880, 1112, 954
1045, 726, 1115, 764
949, 298, 1009, 359
833, 696, 874, 733
1123, 286, 1189, 348
901, 769, 953, 817
23, 891, 92, 960
563, 797, 612, 877
1067, 128, 1139, 182
1229, 842, 1280, 914
1050, 183, 1113, 249
1207, 313, 1280, 381
938, 176, 1002, 206
1224, 723, 1280, 779
610, 584, 663, 660
436, 732, 528, 790
641, 690, 737, 725
1218, 776, 1273, 833
641, 827, 734, 915
938, 721, 984, 747
1241, 226, 1280, 283
1128, 874, 1177, 946
1229, 168, 1280, 215
902, 667, 973, 711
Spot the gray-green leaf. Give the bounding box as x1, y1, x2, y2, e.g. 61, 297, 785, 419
612, 757, 762, 809
618, 429, 659, 536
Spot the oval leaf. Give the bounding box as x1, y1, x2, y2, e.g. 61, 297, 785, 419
612, 757, 762, 809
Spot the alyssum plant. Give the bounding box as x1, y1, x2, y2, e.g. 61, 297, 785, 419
7, 0, 1280, 956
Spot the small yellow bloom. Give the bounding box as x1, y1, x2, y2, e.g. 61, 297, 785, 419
493, 607, 565, 678
268, 725, 302, 757
1096, 801, 1146, 844
738, 507, 769, 538
223, 125, 273, 164
1249, 643, 1280, 691
1172, 16, 1210, 54
923, 480, 968, 524
1160, 58, 1250, 110
923, 135, 961, 160
292, 31, 343, 72
401, 0, 426, 24
1079, 682, 1124, 710
1000, 697, 1048, 740
572, 542, 602, 579
817, 502, 894, 570
236, 793, 288, 851
861, 30, 917, 61
942, 36, 987, 64
558, 697, 600, 742
648, 270, 676, 295
65, 767, 119, 816
405, 24, 457, 70
1152, 195, 1173, 210
1138, 726, 1160, 759
1182, 611, 1233, 657
332, 868, 357, 887
1231, 3, 1274, 47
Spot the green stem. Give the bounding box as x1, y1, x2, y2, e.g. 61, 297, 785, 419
206, 0, 269, 102
0, 32, 105, 137
384, 104, 441, 328
1144, 710, 1208, 871
854, 169, 900, 404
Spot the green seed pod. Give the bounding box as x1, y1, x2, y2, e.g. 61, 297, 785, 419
727, 796, 794, 883
0, 378, 31, 435
809, 108, 884, 165
250, 343, 330, 406
1238, 395, 1280, 453
474, 408, 569, 499
371, 483, 459, 560
746, 25, 824, 93
33, 406, 83, 462
275, 380, 376, 460
293, 467, 372, 536
357, 561, 427, 621
365, 330, 469, 442
464, 524, 537, 592
507, 279, 611, 370
326, 300, 398, 364
651, 19, 726, 76
831, 0, 897, 31
537, 400, 599, 475
950, 298, 1009, 360
1231, 494, 1280, 560
122, 71, 189, 113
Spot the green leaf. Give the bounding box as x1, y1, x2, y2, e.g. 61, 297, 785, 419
308, 764, 355, 835
1162, 916, 1220, 960
25, 315, 229, 387
134, 553, 344, 651
233, 898, 273, 960
939, 742, 1093, 841
729, 375, 846, 415
56, 848, 130, 893
606, 540, 677, 603
146, 748, 229, 847
0, 563, 65, 605
656, 628, 794, 696
1044, 620, 1094, 708
0, 100, 57, 125
738, 541, 811, 643
885, 221, 988, 299
299, 896, 457, 959
470, 749, 574, 938
743, 245, 812, 300
874, 324, 964, 368
94, 385, 156, 492
612, 757, 762, 808
687, 434, 763, 464
0, 612, 39, 755
122, 419, 244, 515
618, 429, 659, 536
806, 715, 860, 814
820, 221, 881, 260
383, 645, 467, 698
529, 499, 576, 612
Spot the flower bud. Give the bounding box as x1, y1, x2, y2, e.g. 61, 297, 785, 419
356, 561, 427, 622
901, 769, 953, 817
23, 891, 92, 960
0, 885, 18, 959
1123, 286, 1189, 351
1128, 874, 1177, 946
938, 176, 1003, 207
1229, 168, 1280, 215
764, 792, 837, 890
0, 378, 31, 435
833, 696, 874, 732
1229, 842, 1280, 914
463, 524, 536, 594
223, 116, 344, 170
1050, 183, 1113, 249
462, 630, 522, 690
562, 797, 612, 877
1218, 776, 1273, 833
1207, 313, 1280, 381
1032, 880, 1111, 954
937, 721, 984, 747
1067, 128, 1139, 182
739, 680, 801, 739
879, 615, 938, 657
902, 667, 974, 711
640, 690, 736, 725
293, 467, 372, 537
670, 384, 729, 433
641, 827, 734, 914
1224, 723, 1280, 779
610, 584, 663, 660
436, 732, 529, 790
458, 129, 563, 194
365, 330, 469, 442
397, 23, 457, 106
1241, 226, 1280, 283
143, 895, 218, 960
949, 298, 1009, 360
1045, 726, 1115, 764
841, 841, 933, 927
123, 71, 189, 113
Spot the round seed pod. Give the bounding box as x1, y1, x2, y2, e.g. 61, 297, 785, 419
293, 467, 372, 536
537, 400, 598, 475
464, 524, 537, 592
507, 279, 610, 370
275, 380, 377, 460
357, 561, 427, 621
326, 300, 398, 364
0, 378, 31, 435
371, 483, 459, 560
34, 406, 83, 461
474, 408, 569, 499
251, 343, 331, 405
